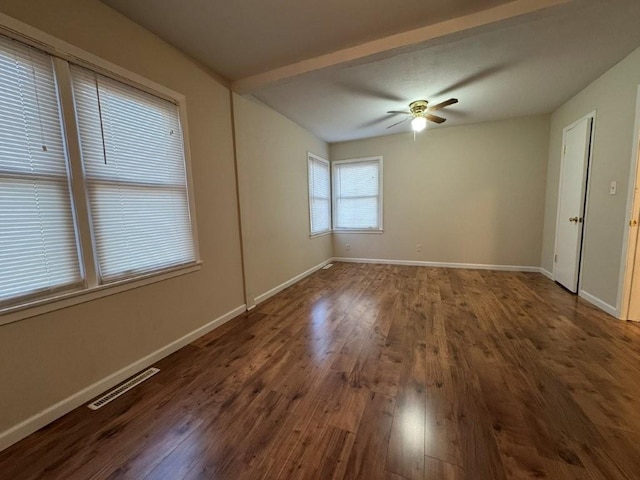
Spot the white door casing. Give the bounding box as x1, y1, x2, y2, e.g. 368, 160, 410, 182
553, 115, 594, 293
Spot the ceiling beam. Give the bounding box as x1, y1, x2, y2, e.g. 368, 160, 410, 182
232, 0, 571, 94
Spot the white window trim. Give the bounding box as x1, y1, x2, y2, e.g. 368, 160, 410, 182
309, 230, 332, 238
331, 229, 385, 234
332, 156, 384, 233
307, 152, 331, 237
0, 13, 201, 325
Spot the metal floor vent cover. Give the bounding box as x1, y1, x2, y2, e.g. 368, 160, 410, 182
87, 367, 160, 410
322, 263, 334, 269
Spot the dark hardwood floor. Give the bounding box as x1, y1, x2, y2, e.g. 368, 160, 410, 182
2, 263, 640, 479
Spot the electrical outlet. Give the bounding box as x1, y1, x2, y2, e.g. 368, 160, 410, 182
345, 243, 351, 251
416, 244, 422, 252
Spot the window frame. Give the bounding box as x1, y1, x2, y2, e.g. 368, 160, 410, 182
0, 13, 201, 325
332, 156, 384, 233
0, 43, 85, 308
307, 152, 331, 237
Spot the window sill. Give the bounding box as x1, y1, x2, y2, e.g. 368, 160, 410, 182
310, 230, 332, 238
0, 262, 202, 326
333, 229, 384, 234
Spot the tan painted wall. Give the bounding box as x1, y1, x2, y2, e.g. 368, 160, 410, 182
541, 46, 640, 309
233, 94, 332, 304
0, 0, 245, 432
330, 115, 550, 267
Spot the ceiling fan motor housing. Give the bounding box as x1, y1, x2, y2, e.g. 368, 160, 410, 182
409, 100, 428, 116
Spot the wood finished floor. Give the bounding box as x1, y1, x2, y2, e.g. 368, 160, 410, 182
2, 263, 640, 479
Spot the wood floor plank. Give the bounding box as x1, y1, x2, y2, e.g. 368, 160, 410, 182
275, 422, 355, 480
1, 263, 640, 480
342, 391, 396, 480
450, 363, 508, 480
542, 459, 595, 480
386, 289, 428, 480
424, 456, 465, 479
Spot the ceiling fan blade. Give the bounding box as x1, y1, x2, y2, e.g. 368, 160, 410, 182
426, 114, 446, 124
428, 98, 458, 111
386, 117, 410, 129
387, 110, 411, 115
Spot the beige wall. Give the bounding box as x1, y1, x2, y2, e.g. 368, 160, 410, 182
330, 115, 550, 267
0, 0, 245, 433
541, 45, 640, 309
233, 94, 332, 305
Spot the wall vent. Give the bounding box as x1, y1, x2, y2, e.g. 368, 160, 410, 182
87, 367, 160, 410
322, 263, 334, 270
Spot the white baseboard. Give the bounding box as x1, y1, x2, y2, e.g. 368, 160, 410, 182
333, 257, 623, 318
540, 267, 553, 280
579, 290, 619, 318
0, 304, 246, 453
253, 258, 332, 305
332, 257, 541, 273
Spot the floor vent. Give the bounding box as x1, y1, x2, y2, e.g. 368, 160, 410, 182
322, 263, 334, 270
87, 367, 160, 410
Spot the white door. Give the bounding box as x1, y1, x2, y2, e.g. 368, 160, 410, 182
554, 116, 593, 292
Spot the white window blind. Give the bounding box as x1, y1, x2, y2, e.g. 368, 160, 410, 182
0, 35, 81, 305
308, 153, 331, 234
332, 157, 383, 230
71, 66, 195, 282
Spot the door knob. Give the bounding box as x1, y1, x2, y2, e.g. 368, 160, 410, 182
569, 217, 579, 223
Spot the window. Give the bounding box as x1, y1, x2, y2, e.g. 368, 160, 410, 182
332, 157, 383, 231
0, 32, 198, 314
0, 35, 82, 305
307, 153, 331, 235
71, 67, 195, 282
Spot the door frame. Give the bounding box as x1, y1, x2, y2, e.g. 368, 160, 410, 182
552, 111, 596, 292
618, 85, 640, 321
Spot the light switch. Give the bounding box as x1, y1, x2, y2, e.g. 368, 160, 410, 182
610, 181, 617, 195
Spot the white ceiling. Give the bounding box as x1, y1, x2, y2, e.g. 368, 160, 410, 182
100, 0, 513, 79
101, 0, 640, 143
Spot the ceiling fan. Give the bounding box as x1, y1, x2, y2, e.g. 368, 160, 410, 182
387, 98, 458, 132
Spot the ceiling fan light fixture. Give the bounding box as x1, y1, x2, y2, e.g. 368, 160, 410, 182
385, 98, 457, 132
411, 116, 427, 132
